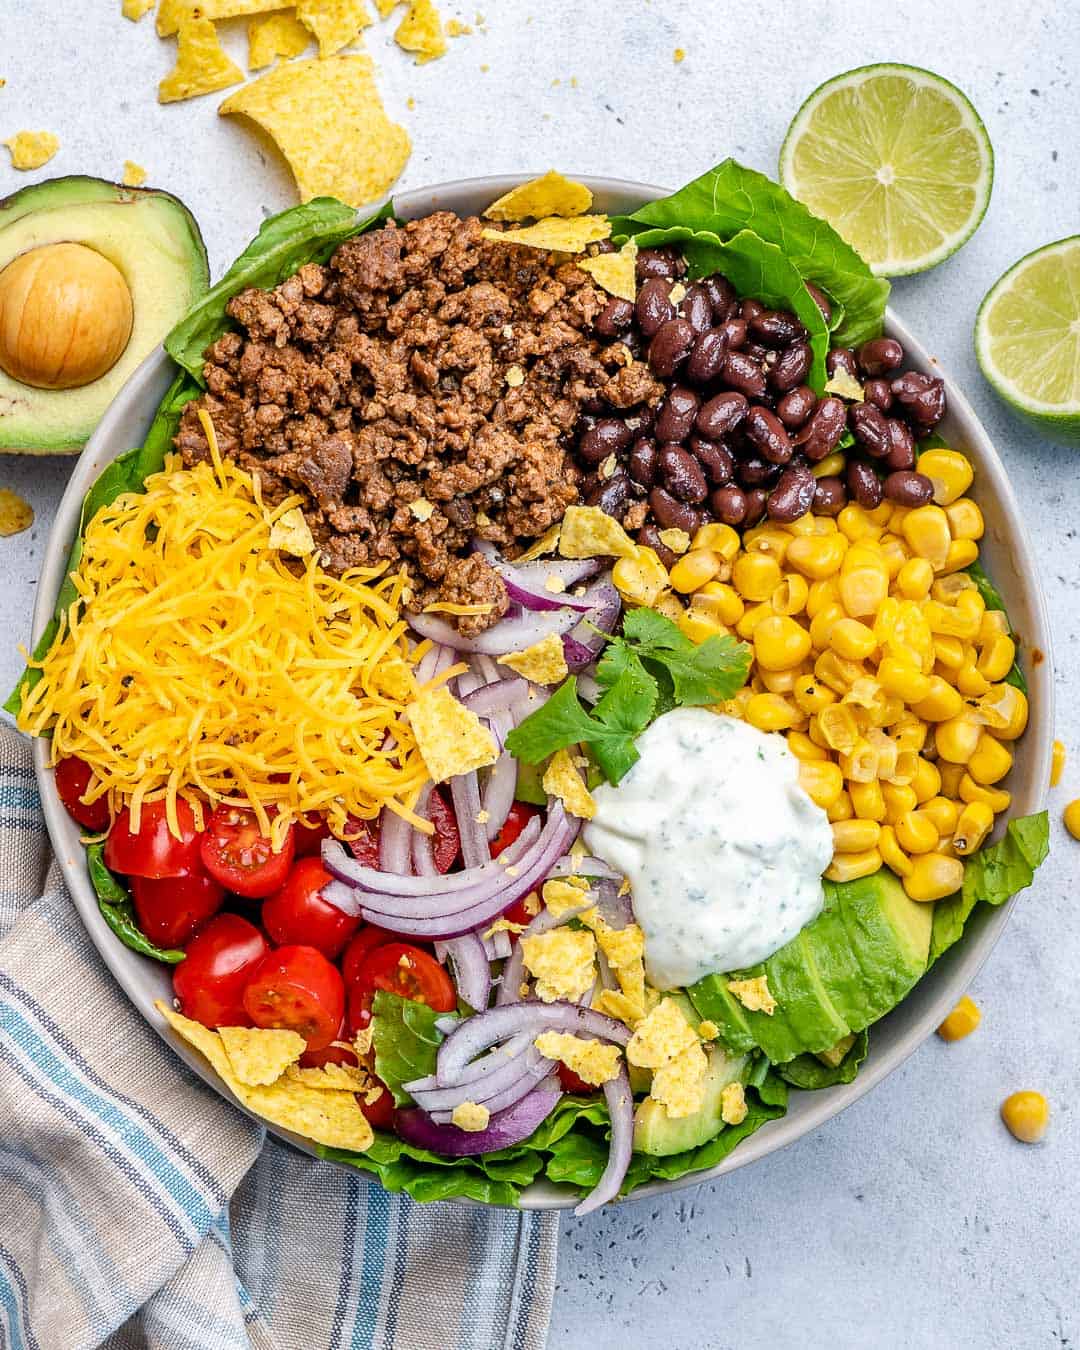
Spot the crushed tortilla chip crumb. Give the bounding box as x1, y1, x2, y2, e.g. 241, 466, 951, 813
3, 131, 59, 170
445, 18, 471, 35
159, 14, 244, 103
374, 0, 401, 13
698, 1020, 719, 1041
157, 0, 291, 36
650, 1042, 708, 1117
248, 11, 312, 68
408, 685, 497, 783
535, 1031, 621, 1085
627, 997, 700, 1070
658, 527, 691, 554
557, 504, 637, 560
0, 490, 34, 537
408, 497, 435, 522
268, 505, 315, 556
544, 573, 566, 594
481, 215, 611, 255
219, 1025, 306, 1085
483, 171, 593, 222
720, 1081, 748, 1124
520, 927, 596, 1003
824, 369, 864, 402
394, 0, 447, 63
296, 0, 372, 57
122, 160, 148, 187
542, 748, 596, 820
450, 1101, 490, 1131
673, 47, 686, 63
122, 0, 155, 20
578, 240, 637, 302
497, 632, 568, 686
727, 975, 776, 1015
287, 1062, 370, 1091
541, 876, 591, 918
515, 522, 561, 561
505, 364, 525, 387
483, 916, 527, 939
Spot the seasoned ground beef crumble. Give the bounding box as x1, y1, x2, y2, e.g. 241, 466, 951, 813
177, 212, 662, 634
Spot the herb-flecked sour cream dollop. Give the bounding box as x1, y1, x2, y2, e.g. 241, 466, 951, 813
584, 708, 833, 990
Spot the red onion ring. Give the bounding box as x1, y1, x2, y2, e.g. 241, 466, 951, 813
437, 999, 630, 1081
394, 1077, 563, 1157
434, 932, 491, 1013
574, 1065, 634, 1217
562, 581, 621, 672
407, 1041, 545, 1112
461, 677, 530, 719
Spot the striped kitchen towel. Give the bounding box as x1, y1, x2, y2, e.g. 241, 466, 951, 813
0, 725, 558, 1350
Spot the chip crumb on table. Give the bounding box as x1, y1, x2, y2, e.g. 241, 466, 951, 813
3, 131, 59, 170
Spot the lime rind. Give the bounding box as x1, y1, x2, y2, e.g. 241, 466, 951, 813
779, 63, 994, 278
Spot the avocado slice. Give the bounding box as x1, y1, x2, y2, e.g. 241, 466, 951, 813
634, 1043, 749, 1156
0, 176, 208, 454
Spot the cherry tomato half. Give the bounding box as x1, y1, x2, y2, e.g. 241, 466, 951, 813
200, 806, 295, 899
262, 856, 359, 959
105, 799, 203, 879
173, 913, 269, 1028
293, 818, 331, 858
490, 801, 541, 859
427, 788, 461, 873
335, 815, 379, 868
341, 924, 397, 986
557, 1062, 596, 1095
353, 942, 457, 1014
131, 871, 225, 948
360, 1082, 396, 1130
298, 1019, 359, 1069
242, 944, 345, 1051
55, 757, 110, 831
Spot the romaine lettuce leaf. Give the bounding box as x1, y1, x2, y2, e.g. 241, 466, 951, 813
370, 989, 443, 1106
964, 558, 1027, 693
85, 842, 184, 965
777, 1029, 868, 1090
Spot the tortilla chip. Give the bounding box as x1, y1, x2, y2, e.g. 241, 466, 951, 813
157, 1003, 374, 1151
219, 1025, 306, 1086
394, 0, 446, 63
422, 601, 494, 617
727, 975, 776, 1015
296, 0, 372, 57
578, 240, 637, 302
122, 0, 155, 19
269, 506, 316, 555
481, 215, 611, 255
408, 684, 498, 782
542, 748, 596, 820
287, 1062, 369, 1091
248, 12, 312, 68
483, 170, 593, 222
3, 131, 59, 171
515, 523, 561, 562
219, 54, 411, 206
445, 18, 471, 35
121, 160, 148, 187
541, 876, 591, 917
498, 632, 569, 686
159, 14, 244, 104
824, 369, 864, 402
157, 0, 284, 37
0, 489, 33, 537
408, 497, 435, 522
557, 504, 637, 560
373, 0, 401, 13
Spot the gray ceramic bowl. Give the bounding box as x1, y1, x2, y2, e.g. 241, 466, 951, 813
30, 176, 1054, 1211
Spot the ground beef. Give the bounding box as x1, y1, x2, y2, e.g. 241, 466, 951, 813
178, 214, 659, 630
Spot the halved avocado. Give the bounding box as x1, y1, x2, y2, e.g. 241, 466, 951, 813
0, 176, 208, 454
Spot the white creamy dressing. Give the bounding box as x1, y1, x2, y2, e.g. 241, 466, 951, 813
584, 708, 833, 989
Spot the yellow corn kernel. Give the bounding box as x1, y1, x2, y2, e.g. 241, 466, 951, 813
814, 650, 864, 695
878, 824, 913, 878
732, 553, 782, 602
1000, 1090, 1049, 1144
811, 451, 846, 479
894, 556, 933, 600
809, 602, 845, 652
837, 504, 884, 543
798, 760, 842, 808
839, 740, 879, 783
895, 809, 940, 854
825, 848, 883, 882
839, 566, 889, 619
841, 539, 885, 571
935, 713, 983, 765
957, 590, 987, 623
882, 782, 919, 822
938, 538, 979, 575
910, 757, 941, 805
786, 730, 826, 762
652, 591, 685, 623
978, 683, 1028, 740
807, 715, 829, 749
953, 801, 994, 855
720, 687, 754, 720
956, 661, 991, 698
877, 533, 911, 579
944, 498, 984, 541
901, 504, 951, 567
692, 522, 741, 560
958, 774, 1010, 813
827, 789, 855, 822
938, 762, 965, 797
888, 749, 918, 788
865, 728, 898, 780
967, 733, 1013, 786
694, 581, 744, 627
912, 676, 964, 723
931, 573, 975, 605
754, 615, 812, 672
786, 533, 848, 581
1051, 739, 1066, 787
889, 504, 911, 530
922, 796, 960, 837
785, 513, 835, 537
875, 656, 929, 705
843, 677, 888, 724
918, 448, 974, 506
976, 633, 1016, 683
978, 609, 1009, 643
677, 610, 729, 644
793, 677, 836, 716
903, 851, 965, 902
817, 703, 859, 755
892, 714, 929, 752
937, 994, 981, 1041
735, 600, 773, 640
744, 692, 801, 733
771, 575, 810, 617
670, 548, 722, 594
849, 779, 886, 821
761, 666, 806, 694
829, 617, 877, 662
1063, 799, 1080, 840
831, 818, 882, 853
744, 526, 792, 562
613, 547, 669, 606
925, 601, 981, 642
806, 577, 842, 618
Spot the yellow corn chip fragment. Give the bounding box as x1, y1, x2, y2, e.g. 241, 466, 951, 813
0, 490, 33, 537
374, 0, 401, 14
720, 1081, 748, 1125
408, 497, 435, 522
3, 132, 59, 171
497, 632, 569, 686
481, 215, 611, 255
122, 161, 148, 187
287, 1062, 370, 1091
268, 506, 315, 556
578, 240, 637, 302
515, 523, 561, 562
248, 12, 312, 69
219, 54, 411, 206
650, 1042, 708, 1117
157, 1003, 374, 1150
542, 748, 595, 820
534, 1031, 621, 1085
542, 876, 591, 918
445, 18, 471, 35
593, 988, 646, 1028
450, 1101, 490, 1131
394, 0, 447, 63
219, 1025, 306, 1086
483, 170, 594, 222
626, 997, 699, 1069
422, 601, 494, 617
408, 684, 498, 783
657, 527, 690, 554
296, 0, 372, 57
159, 14, 244, 104
557, 504, 637, 560
157, 0, 286, 37
824, 369, 864, 402
122, 0, 155, 20
727, 975, 776, 1015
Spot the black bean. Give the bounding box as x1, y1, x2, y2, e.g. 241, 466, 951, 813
632, 403, 657, 434
578, 417, 632, 465
660, 445, 709, 503
740, 298, 765, 323
586, 470, 631, 519
710, 484, 748, 525
847, 459, 883, 509
594, 297, 635, 338
687, 435, 734, 485
743, 488, 769, 525
744, 406, 793, 464
856, 337, 904, 377
619, 330, 644, 360
679, 284, 714, 336
738, 455, 782, 488
812, 475, 847, 516
636, 246, 686, 280
863, 378, 893, 412
793, 396, 846, 461
770, 340, 813, 392
776, 384, 817, 429
648, 318, 695, 377
635, 278, 676, 338
804, 281, 832, 323
767, 464, 816, 522
827, 347, 860, 382
884, 418, 916, 471
696, 391, 749, 440
721, 350, 768, 399
654, 386, 700, 443
637, 523, 677, 570
686, 328, 728, 385
702, 274, 738, 323
891, 371, 946, 429
718, 317, 747, 351
883, 470, 934, 507
628, 437, 659, 488
750, 309, 807, 348
649, 486, 701, 533
849, 402, 892, 458
743, 341, 772, 363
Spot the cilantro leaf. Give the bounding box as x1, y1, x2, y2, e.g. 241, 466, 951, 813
504, 678, 600, 764
621, 609, 752, 704
590, 650, 657, 781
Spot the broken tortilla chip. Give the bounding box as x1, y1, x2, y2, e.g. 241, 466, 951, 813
248, 11, 312, 68
579, 240, 637, 302
394, 0, 447, 63
159, 14, 244, 104
219, 54, 411, 206
497, 632, 569, 686
483, 171, 593, 222
268, 505, 315, 555
515, 522, 561, 562
408, 684, 498, 783
296, 0, 372, 58
219, 1025, 306, 1086
122, 160, 148, 187
122, 0, 155, 20
481, 215, 611, 255
557, 504, 637, 560
542, 748, 596, 820
286, 1062, 370, 1091
157, 0, 285, 37
3, 131, 59, 171
0, 490, 33, 537
373, 0, 401, 14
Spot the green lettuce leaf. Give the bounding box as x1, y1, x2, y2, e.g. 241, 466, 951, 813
370, 990, 443, 1106
611, 159, 889, 347
777, 1028, 868, 1090
85, 842, 184, 965
930, 812, 1050, 964
965, 558, 1027, 693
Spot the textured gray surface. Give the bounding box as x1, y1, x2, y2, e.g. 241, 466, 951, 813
0, 1, 1077, 1346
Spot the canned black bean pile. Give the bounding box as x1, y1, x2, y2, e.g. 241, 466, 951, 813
576, 245, 945, 562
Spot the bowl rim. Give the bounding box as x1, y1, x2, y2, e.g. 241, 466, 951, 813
28, 173, 1055, 1213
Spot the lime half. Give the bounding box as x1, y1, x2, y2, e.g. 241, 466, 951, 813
976, 236, 1080, 445
779, 64, 993, 277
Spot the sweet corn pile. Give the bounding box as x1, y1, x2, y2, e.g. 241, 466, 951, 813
611, 447, 1028, 906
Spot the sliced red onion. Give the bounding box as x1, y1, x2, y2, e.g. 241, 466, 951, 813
472, 654, 500, 683
562, 580, 621, 672
594, 878, 634, 930
576, 672, 603, 704
434, 932, 491, 1013
482, 929, 513, 961
429, 1054, 553, 1123
435, 1030, 535, 1089
481, 709, 518, 842
548, 854, 624, 883
596, 948, 617, 993
438, 999, 630, 1080
450, 770, 488, 869
408, 1042, 545, 1112
435, 1014, 460, 1037
407, 605, 582, 656
322, 879, 364, 918
461, 677, 530, 719
411, 787, 436, 877
496, 893, 595, 1007
574, 1065, 634, 1217
379, 806, 414, 875
394, 1077, 563, 1157
502, 578, 594, 614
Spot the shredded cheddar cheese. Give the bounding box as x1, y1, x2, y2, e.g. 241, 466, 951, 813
19, 430, 436, 846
